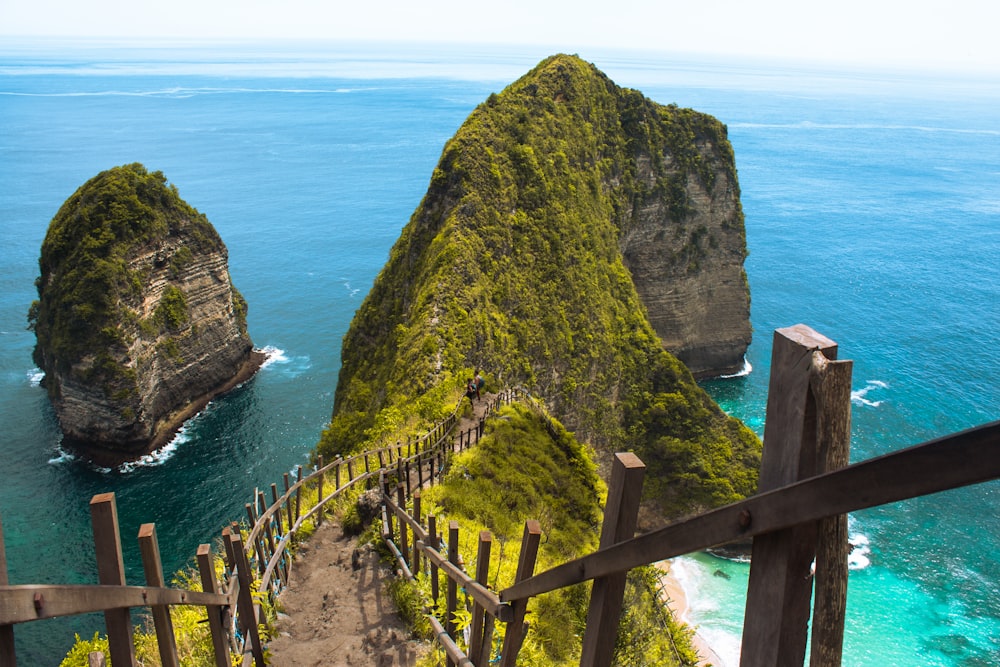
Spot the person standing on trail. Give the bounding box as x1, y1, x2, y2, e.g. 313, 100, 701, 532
474, 370, 484, 400
465, 378, 477, 405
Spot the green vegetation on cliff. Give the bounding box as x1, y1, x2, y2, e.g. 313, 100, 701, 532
28, 163, 243, 396
320, 54, 759, 519
415, 402, 700, 665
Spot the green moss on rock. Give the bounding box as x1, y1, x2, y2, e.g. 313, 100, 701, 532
321, 54, 758, 520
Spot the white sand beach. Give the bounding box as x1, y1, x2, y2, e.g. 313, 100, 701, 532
656, 560, 726, 667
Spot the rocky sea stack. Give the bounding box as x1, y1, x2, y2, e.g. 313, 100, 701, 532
29, 163, 261, 462
322, 55, 759, 521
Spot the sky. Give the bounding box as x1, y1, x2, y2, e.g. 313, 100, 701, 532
2, 0, 999, 73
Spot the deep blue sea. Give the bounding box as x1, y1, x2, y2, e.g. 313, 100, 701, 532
1, 40, 997, 665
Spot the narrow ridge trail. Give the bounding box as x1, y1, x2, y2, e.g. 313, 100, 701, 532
267, 395, 493, 666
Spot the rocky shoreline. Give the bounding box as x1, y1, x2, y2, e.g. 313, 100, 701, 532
65, 349, 266, 468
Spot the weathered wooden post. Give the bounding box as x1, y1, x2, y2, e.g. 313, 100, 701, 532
1, 513, 16, 667
270, 484, 284, 537
428, 515, 440, 603
412, 491, 422, 572
470, 531, 494, 666
498, 520, 541, 667
446, 520, 460, 667
231, 534, 265, 666
196, 543, 231, 667
138, 523, 179, 667
245, 504, 267, 578
316, 455, 325, 527
283, 472, 293, 531
809, 349, 853, 666
295, 466, 304, 526
397, 484, 410, 567
580, 453, 645, 667
741, 325, 848, 666
90, 493, 136, 667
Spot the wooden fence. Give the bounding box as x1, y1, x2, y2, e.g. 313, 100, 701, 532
377, 325, 1000, 667
0, 390, 505, 667
2, 325, 998, 666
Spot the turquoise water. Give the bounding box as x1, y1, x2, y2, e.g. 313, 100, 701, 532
1, 42, 998, 664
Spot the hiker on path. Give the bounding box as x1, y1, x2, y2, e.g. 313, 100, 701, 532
465, 378, 478, 405
474, 370, 484, 400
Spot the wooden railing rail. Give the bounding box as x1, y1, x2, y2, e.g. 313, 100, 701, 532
500, 418, 1000, 602
0, 390, 467, 667
5, 335, 995, 667
0, 585, 230, 623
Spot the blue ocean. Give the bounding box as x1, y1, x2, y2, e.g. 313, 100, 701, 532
1, 40, 997, 665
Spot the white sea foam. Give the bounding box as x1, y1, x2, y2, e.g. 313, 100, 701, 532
719, 357, 753, 379
27, 368, 45, 386
259, 345, 288, 368
339, 277, 361, 298
848, 532, 872, 570
117, 437, 181, 473
47, 445, 76, 465
852, 380, 888, 407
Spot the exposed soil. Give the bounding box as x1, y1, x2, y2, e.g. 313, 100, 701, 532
267, 395, 490, 666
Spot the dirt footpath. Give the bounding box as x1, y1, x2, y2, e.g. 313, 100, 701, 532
267, 396, 490, 666
266, 520, 426, 666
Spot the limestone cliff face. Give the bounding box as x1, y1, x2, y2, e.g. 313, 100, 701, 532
30, 164, 258, 459
618, 123, 751, 377
324, 56, 760, 520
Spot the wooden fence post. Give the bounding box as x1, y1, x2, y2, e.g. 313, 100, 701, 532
296, 465, 304, 525
412, 492, 422, 573
317, 456, 325, 527
270, 484, 283, 537
397, 484, 409, 567
470, 531, 494, 666
446, 521, 460, 667
580, 452, 646, 667
428, 515, 439, 604
138, 523, 179, 667
245, 504, 267, 578
90, 493, 136, 667
283, 473, 293, 531
231, 534, 265, 666
0, 513, 16, 667
809, 351, 853, 667
197, 544, 231, 667
498, 520, 542, 667
741, 325, 838, 667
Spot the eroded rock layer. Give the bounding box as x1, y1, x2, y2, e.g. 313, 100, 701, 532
30, 164, 259, 460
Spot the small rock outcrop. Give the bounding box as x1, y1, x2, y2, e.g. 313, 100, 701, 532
29, 163, 261, 461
